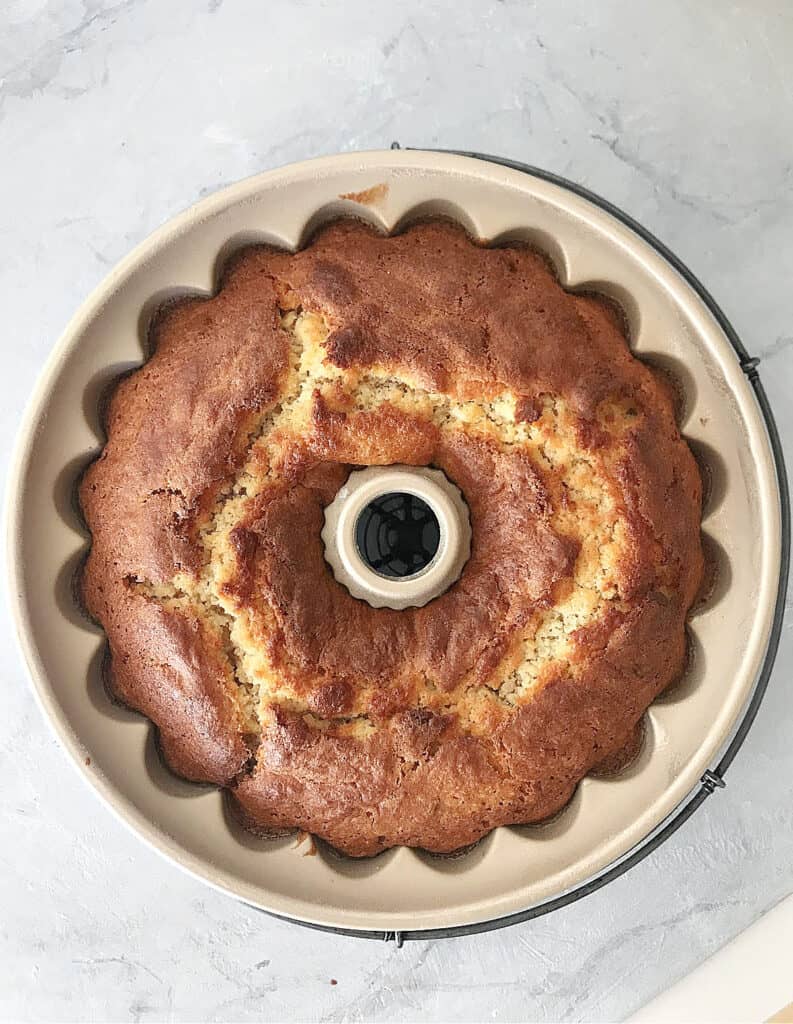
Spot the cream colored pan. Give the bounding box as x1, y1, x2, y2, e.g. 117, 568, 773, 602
7, 150, 785, 936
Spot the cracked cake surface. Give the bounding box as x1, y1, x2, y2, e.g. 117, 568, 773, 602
79, 218, 703, 857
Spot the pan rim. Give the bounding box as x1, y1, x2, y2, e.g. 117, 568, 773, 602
6, 148, 787, 937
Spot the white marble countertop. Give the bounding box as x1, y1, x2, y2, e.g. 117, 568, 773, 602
2, 1, 792, 1020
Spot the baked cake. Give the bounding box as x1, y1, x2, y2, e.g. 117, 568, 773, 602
79, 219, 704, 857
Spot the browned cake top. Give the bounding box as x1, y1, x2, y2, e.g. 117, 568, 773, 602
80, 219, 703, 856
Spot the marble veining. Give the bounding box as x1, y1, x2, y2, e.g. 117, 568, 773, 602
2, 1, 792, 1020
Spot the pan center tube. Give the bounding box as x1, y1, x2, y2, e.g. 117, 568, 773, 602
322, 466, 471, 609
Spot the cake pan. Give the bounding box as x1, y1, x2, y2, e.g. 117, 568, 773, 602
7, 149, 787, 939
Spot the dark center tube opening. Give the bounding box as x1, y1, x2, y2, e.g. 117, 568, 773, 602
355, 491, 441, 579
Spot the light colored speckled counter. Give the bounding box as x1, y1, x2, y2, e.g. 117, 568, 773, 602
2, 2, 792, 1020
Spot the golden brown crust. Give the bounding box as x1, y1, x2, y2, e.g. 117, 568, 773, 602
80, 219, 703, 855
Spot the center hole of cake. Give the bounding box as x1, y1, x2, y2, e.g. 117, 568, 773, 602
355, 492, 441, 579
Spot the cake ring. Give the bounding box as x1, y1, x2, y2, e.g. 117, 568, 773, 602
80, 219, 703, 857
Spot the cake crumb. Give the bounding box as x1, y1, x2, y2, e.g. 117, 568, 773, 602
339, 183, 388, 205
84, 756, 91, 766
330, 979, 338, 986
294, 831, 317, 856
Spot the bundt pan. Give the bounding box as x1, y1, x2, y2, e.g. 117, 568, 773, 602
7, 149, 788, 940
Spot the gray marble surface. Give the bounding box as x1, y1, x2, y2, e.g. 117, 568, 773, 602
2, 1, 792, 1020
